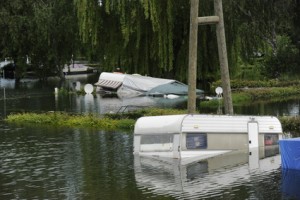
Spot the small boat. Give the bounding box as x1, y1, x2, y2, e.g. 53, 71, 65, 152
94, 72, 203, 98
133, 114, 283, 164
63, 61, 97, 75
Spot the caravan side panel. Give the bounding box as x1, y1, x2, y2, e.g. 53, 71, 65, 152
182, 115, 249, 133
180, 115, 282, 151
181, 115, 282, 133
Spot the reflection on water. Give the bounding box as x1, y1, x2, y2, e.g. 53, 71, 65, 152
134, 146, 282, 199
282, 169, 300, 199
202, 100, 300, 117
1, 76, 300, 117
54, 93, 187, 116
0, 76, 187, 118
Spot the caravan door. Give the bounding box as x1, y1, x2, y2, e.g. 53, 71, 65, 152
248, 121, 259, 148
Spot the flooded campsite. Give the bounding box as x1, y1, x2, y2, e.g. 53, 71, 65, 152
0, 75, 299, 199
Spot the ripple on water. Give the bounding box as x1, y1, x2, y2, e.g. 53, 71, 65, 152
133, 151, 283, 200
0, 127, 85, 199
1, 125, 286, 199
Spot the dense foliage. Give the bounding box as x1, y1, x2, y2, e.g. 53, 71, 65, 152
0, 0, 78, 79
1, 0, 299, 87
280, 116, 300, 136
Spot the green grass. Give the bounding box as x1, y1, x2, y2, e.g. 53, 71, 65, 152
201, 87, 300, 108
5, 108, 188, 131
6, 112, 135, 131
5, 109, 300, 134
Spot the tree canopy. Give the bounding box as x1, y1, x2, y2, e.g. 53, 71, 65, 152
0, 0, 78, 79
73, 0, 299, 83
1, 0, 299, 85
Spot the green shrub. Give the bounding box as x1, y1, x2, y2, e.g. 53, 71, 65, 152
104, 108, 187, 120
5, 108, 187, 131
211, 79, 300, 91
279, 116, 300, 137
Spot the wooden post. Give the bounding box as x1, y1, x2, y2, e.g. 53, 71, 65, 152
188, 0, 199, 114
187, 0, 233, 114
214, 0, 233, 114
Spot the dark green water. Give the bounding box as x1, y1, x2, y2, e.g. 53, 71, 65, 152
1, 125, 297, 200
0, 76, 300, 199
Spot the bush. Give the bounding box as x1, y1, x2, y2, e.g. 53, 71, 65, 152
279, 116, 300, 137
6, 109, 188, 131
262, 35, 299, 78
212, 79, 300, 91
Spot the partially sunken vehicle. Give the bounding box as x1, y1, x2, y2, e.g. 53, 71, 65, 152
94, 72, 203, 98
133, 114, 282, 164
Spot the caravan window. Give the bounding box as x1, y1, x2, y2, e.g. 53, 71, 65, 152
186, 133, 207, 149
264, 134, 279, 146
140, 134, 173, 152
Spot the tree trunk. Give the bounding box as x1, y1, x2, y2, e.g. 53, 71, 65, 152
187, 0, 199, 114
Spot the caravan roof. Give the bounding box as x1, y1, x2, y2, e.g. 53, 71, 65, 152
134, 114, 282, 135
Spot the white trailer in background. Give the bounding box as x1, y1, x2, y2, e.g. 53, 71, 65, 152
133, 114, 282, 164
94, 72, 203, 98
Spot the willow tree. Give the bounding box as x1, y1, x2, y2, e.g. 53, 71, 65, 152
0, 0, 36, 80
0, 0, 78, 80
226, 0, 298, 78
74, 0, 177, 77
73, 0, 299, 85
29, 0, 78, 79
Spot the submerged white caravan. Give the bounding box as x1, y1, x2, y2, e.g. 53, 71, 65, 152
94, 72, 203, 98
133, 114, 282, 164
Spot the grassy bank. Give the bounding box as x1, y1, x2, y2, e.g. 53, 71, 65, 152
203, 79, 300, 107
201, 86, 300, 108
5, 109, 300, 136
212, 79, 300, 89
5, 112, 135, 131
5, 109, 187, 131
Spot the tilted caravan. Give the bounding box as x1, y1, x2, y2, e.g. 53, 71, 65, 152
133, 115, 282, 164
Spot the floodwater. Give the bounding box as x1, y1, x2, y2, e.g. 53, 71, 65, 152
1, 74, 300, 117
0, 75, 300, 199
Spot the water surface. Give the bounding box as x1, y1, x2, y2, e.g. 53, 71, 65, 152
1, 76, 300, 199
0, 125, 296, 199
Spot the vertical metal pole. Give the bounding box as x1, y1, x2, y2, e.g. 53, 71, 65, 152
4, 88, 6, 118
214, 0, 233, 114
188, 0, 199, 114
